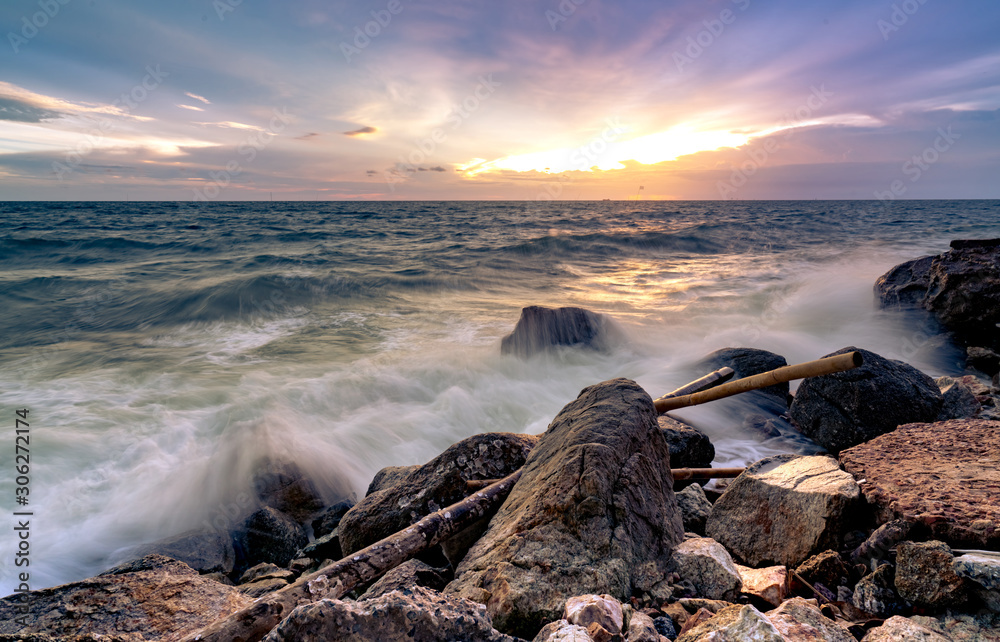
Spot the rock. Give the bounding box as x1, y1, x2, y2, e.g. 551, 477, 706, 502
564, 594, 624, 634
122, 528, 235, 575
675, 598, 732, 614
361, 559, 450, 601
676, 608, 714, 637
735, 564, 787, 608
912, 613, 1000, 641
860, 615, 950, 641
875, 254, 936, 307
233, 506, 308, 575
675, 484, 712, 536
922, 239, 1000, 350
705, 454, 861, 567
662, 603, 691, 630
674, 604, 785, 642
311, 499, 355, 538
584, 622, 616, 642
340, 432, 539, 566
794, 550, 850, 591
366, 465, 419, 496
252, 458, 325, 523
935, 376, 981, 420
672, 538, 743, 602
238, 561, 285, 584
652, 616, 677, 639
0, 554, 252, 640
262, 585, 519, 642
850, 519, 918, 567
658, 416, 715, 469
840, 419, 1000, 548
239, 576, 290, 598
627, 612, 660, 642
967, 346, 1000, 376
789, 347, 943, 454
288, 557, 313, 574
695, 347, 791, 410
500, 305, 612, 357
297, 530, 342, 562
895, 540, 966, 608
853, 564, 908, 618
533, 621, 594, 642
447, 378, 684, 638
953, 552, 1000, 590
766, 596, 854, 641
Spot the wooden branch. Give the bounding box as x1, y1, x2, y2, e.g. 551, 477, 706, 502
654, 352, 863, 413
183, 470, 523, 642
654, 366, 735, 403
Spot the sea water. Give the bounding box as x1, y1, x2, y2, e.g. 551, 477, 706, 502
1, 199, 998, 593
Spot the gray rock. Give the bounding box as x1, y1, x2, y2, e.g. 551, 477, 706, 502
122, 528, 235, 575
0, 554, 252, 640
860, 615, 950, 641
911, 613, 1000, 640
895, 540, 966, 608
789, 346, 943, 454
675, 604, 784, 642
935, 376, 982, 420
339, 432, 538, 567
252, 458, 325, 523
261, 585, 519, 642
311, 499, 355, 538
853, 564, 908, 618
794, 550, 850, 591
365, 465, 418, 497
653, 616, 677, 639
447, 378, 684, 639
675, 483, 712, 535
875, 254, 935, 308
500, 305, 613, 358
297, 530, 342, 562
659, 415, 715, 469
672, 538, 743, 602
233, 506, 308, 575
953, 552, 1000, 590
705, 455, 860, 567
361, 559, 450, 601
968, 346, 1000, 376
923, 239, 1000, 350
695, 347, 790, 410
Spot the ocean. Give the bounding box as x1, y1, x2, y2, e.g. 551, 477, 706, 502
1, 199, 998, 594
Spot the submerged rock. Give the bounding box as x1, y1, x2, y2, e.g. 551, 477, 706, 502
447, 378, 684, 638
252, 458, 326, 523
233, 506, 308, 575
121, 528, 235, 575
500, 305, 613, 358
695, 347, 790, 411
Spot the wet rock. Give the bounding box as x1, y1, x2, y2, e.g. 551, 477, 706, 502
297, 530, 342, 562
706, 454, 860, 567
674, 604, 784, 642
935, 376, 981, 420
339, 432, 539, 565
564, 594, 624, 634
261, 585, 519, 642
695, 347, 790, 410
923, 239, 1000, 350
0, 554, 252, 641
501, 305, 612, 357
967, 346, 1000, 376
672, 538, 743, 602
366, 465, 419, 496
627, 612, 660, 642
311, 499, 355, 538
252, 458, 325, 523
233, 506, 308, 575
875, 254, 935, 308
675, 483, 712, 536
658, 416, 715, 469
840, 419, 1000, 549
853, 564, 908, 618
532, 621, 594, 642
860, 615, 950, 641
360, 559, 450, 601
735, 564, 787, 608
794, 550, 850, 592
766, 596, 854, 641
122, 528, 235, 575
789, 347, 942, 453
895, 540, 966, 608
448, 379, 684, 638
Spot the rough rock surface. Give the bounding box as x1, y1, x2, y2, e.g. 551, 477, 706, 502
875, 254, 935, 307
935, 376, 982, 420
895, 540, 966, 607
297, 530, 342, 562
627, 612, 660, 642
365, 465, 419, 496
789, 347, 942, 453
122, 528, 235, 575
675, 483, 712, 535
261, 585, 519, 642
658, 415, 715, 469
311, 499, 355, 538
953, 552, 1000, 590
860, 615, 950, 641
853, 564, 908, 618
672, 538, 743, 602
532, 621, 594, 642
339, 432, 539, 560
766, 596, 854, 641
501, 305, 612, 357
736, 564, 788, 608
912, 612, 1000, 641
840, 419, 1000, 548
794, 550, 850, 592
563, 594, 623, 634
233, 506, 307, 575
360, 559, 450, 601
968, 346, 1000, 376
675, 604, 784, 642
705, 454, 860, 567
0, 555, 252, 641
447, 378, 684, 638
252, 458, 326, 523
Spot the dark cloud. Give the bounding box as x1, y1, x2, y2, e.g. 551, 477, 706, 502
0, 97, 62, 122
366, 170, 377, 175
343, 126, 377, 136
428, 166, 446, 172
296, 132, 319, 140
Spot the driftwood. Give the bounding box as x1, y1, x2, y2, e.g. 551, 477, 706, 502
654, 351, 863, 413
182, 470, 522, 642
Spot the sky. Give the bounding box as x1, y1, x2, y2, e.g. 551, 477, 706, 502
0, 0, 998, 201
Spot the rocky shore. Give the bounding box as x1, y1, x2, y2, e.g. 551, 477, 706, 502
3, 240, 999, 641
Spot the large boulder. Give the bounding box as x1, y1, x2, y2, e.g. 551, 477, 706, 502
447, 378, 684, 638
120, 528, 235, 575
339, 432, 539, 566
705, 454, 860, 567
840, 419, 1000, 549
500, 306, 612, 357
695, 347, 790, 411
675, 604, 785, 642
659, 415, 715, 469
365, 465, 419, 496
233, 506, 307, 575
875, 255, 935, 307
0, 555, 252, 640
261, 585, 519, 642
789, 347, 942, 454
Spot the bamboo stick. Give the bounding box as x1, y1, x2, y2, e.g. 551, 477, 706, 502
654, 366, 735, 402
183, 470, 523, 642
654, 351, 863, 413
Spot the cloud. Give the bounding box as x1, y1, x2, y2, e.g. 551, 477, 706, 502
185, 92, 212, 105
0, 96, 62, 122
295, 132, 319, 140
343, 126, 377, 136
177, 104, 205, 112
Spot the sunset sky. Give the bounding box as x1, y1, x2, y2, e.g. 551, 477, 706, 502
1, 0, 998, 200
